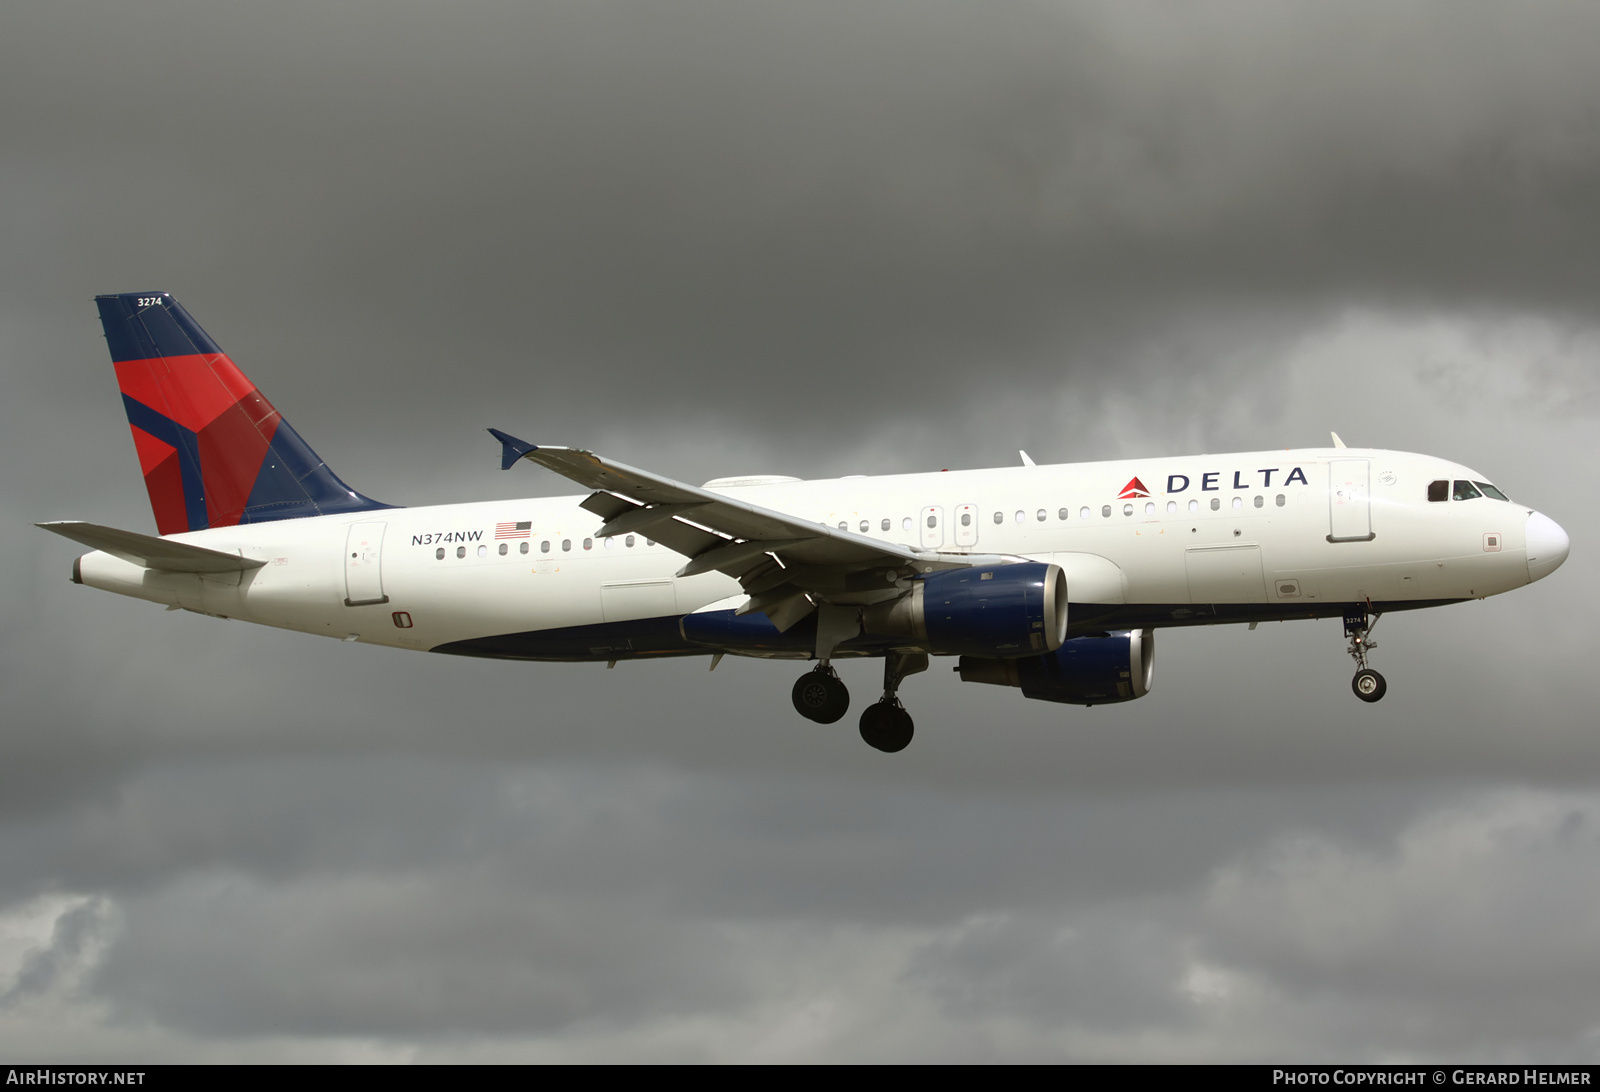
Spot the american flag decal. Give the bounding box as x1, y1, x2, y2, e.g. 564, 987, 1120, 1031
496, 521, 532, 539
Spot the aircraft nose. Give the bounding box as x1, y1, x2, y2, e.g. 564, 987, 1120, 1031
1525, 511, 1570, 583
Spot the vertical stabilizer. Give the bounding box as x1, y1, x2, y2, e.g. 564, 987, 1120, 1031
96, 292, 392, 534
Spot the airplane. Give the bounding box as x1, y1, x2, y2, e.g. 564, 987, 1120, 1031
39, 292, 1571, 752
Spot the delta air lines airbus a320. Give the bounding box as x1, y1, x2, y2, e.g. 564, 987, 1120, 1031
40, 293, 1571, 752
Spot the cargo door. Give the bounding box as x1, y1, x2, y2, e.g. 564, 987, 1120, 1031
1185, 544, 1268, 604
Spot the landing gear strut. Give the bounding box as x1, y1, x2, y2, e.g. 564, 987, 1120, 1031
792, 665, 849, 723
859, 651, 928, 753
1343, 604, 1387, 703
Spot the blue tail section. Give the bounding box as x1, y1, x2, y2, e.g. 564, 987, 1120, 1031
97, 292, 395, 533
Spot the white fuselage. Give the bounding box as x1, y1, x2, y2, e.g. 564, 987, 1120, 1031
73, 447, 1552, 659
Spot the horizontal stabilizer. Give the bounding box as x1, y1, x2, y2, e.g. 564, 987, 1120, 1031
36, 522, 267, 573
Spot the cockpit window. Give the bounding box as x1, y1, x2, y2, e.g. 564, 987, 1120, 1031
1452, 480, 1483, 501
1474, 481, 1510, 502
1428, 480, 1448, 502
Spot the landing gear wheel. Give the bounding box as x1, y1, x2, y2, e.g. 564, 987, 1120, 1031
859, 701, 914, 753
1342, 604, 1388, 704
1352, 668, 1387, 703
792, 668, 850, 724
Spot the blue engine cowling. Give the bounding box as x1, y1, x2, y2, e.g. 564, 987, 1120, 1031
682, 562, 1068, 660
957, 629, 1154, 705
920, 562, 1068, 656
862, 562, 1068, 658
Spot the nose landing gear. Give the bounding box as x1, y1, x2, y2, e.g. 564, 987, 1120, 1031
1344, 604, 1387, 703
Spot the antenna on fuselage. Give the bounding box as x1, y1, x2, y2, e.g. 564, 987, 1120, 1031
1330, 432, 1347, 449
1019, 450, 1036, 467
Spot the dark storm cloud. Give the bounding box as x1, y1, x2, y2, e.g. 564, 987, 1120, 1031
4, 0, 1599, 1062
7, 1, 1600, 477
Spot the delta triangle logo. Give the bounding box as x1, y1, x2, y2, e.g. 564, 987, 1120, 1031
1117, 477, 1151, 500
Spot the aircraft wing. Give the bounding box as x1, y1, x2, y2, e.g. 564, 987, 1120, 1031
490, 430, 946, 629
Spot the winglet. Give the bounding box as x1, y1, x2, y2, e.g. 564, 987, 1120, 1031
1331, 432, 1347, 449
488, 428, 536, 471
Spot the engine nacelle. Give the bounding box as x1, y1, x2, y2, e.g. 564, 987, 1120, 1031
957, 629, 1154, 705
865, 562, 1067, 658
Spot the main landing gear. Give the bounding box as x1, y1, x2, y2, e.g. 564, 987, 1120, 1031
1343, 604, 1387, 703
790, 651, 928, 752
792, 665, 849, 724
858, 651, 927, 753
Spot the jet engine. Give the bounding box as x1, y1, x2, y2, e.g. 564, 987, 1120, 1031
864, 562, 1067, 658
957, 629, 1154, 705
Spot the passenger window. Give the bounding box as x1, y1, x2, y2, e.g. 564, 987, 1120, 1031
1232, 497, 1243, 510
520, 541, 530, 554
498, 542, 508, 556
435, 547, 445, 560
1144, 502, 1155, 516
1122, 503, 1133, 516
1015, 510, 1025, 524
1210, 498, 1220, 511
1428, 480, 1449, 502
902, 517, 912, 532
541, 540, 551, 553
603, 537, 614, 550
926, 514, 937, 528
1253, 495, 1264, 508
1188, 499, 1198, 513
882, 518, 891, 531
1275, 494, 1285, 507
838, 521, 848, 530
992, 511, 1004, 525
456, 546, 466, 559
562, 539, 572, 552
1080, 507, 1091, 520
625, 535, 636, 547
959, 513, 971, 528
583, 538, 593, 550
1453, 480, 1482, 501
1101, 505, 1111, 518
1036, 509, 1046, 522
1167, 501, 1177, 515
1058, 508, 1068, 520
861, 520, 871, 532
477, 545, 487, 558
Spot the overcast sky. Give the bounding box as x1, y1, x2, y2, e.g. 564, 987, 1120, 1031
3, 1, 1597, 1062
